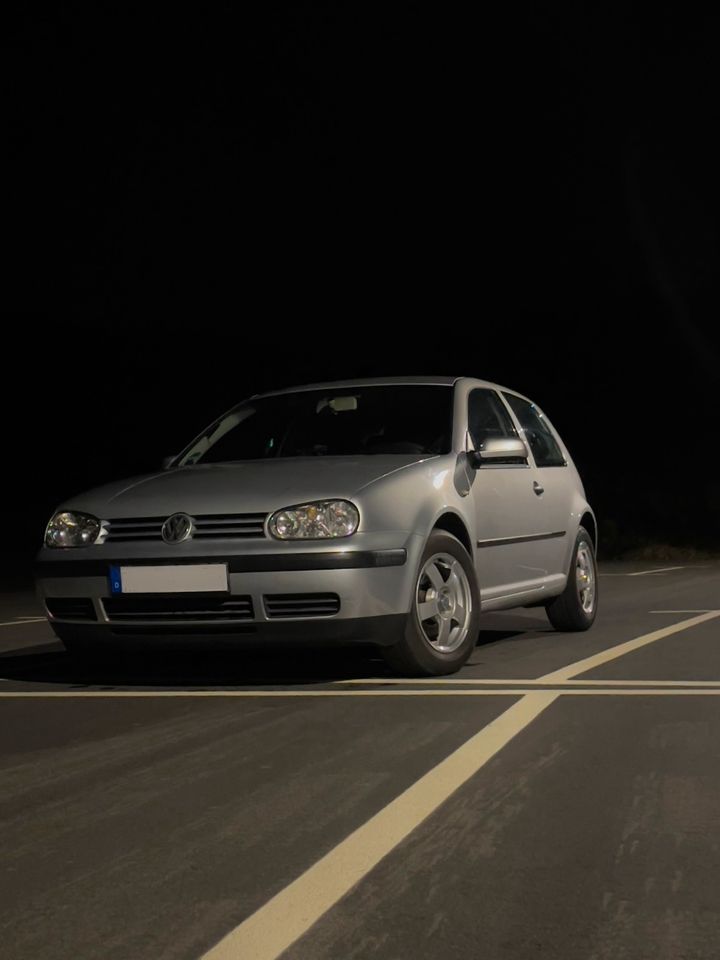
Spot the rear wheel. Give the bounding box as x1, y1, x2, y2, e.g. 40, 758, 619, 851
545, 526, 598, 631
382, 531, 480, 676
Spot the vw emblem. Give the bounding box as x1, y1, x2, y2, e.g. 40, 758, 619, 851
162, 513, 194, 544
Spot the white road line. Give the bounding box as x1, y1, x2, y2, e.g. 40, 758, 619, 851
539, 690, 720, 696
0, 689, 533, 698
338, 678, 720, 687
5, 608, 719, 960
650, 610, 714, 614
4, 687, 720, 700
0, 618, 46, 627
200, 691, 558, 960
627, 566, 685, 576
538, 611, 720, 682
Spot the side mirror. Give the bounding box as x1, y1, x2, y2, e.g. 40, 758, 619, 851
161, 455, 177, 470
468, 437, 528, 469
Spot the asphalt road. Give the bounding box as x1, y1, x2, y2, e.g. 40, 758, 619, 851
2, 562, 720, 960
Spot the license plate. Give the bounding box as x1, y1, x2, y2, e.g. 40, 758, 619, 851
109, 564, 229, 594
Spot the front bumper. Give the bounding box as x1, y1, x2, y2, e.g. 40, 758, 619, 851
35, 539, 422, 647
48, 614, 407, 649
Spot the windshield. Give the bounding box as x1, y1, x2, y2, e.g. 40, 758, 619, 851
178, 385, 454, 464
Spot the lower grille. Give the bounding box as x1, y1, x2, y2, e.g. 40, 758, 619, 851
102, 595, 254, 622
46, 597, 97, 621
264, 593, 341, 619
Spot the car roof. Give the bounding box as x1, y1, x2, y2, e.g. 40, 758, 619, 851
253, 376, 516, 398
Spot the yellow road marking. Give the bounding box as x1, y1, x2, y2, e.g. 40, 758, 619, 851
538, 611, 720, 682
200, 691, 558, 960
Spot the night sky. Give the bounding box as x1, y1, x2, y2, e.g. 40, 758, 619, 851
5, 5, 720, 577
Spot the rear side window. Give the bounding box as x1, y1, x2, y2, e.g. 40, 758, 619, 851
468, 389, 518, 449
503, 394, 566, 467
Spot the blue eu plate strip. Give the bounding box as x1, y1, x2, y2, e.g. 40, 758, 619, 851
109, 565, 123, 595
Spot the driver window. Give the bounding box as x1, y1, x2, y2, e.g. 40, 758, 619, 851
467, 389, 517, 450
502, 393, 566, 467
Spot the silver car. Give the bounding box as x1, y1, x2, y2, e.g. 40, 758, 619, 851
36, 377, 598, 675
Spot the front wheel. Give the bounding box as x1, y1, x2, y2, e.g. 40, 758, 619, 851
545, 526, 598, 631
382, 531, 480, 676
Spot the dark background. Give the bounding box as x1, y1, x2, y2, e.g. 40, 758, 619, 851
5, 5, 720, 578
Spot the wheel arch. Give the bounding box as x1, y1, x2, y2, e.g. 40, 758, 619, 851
580, 511, 597, 554
432, 511, 474, 560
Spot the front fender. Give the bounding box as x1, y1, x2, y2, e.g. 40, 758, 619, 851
353, 454, 475, 554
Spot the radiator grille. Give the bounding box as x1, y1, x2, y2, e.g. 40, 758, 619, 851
104, 513, 267, 542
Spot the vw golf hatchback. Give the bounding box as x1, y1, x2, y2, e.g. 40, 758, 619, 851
36, 377, 598, 675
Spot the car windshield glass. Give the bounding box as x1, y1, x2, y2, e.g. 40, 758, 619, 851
178, 385, 454, 463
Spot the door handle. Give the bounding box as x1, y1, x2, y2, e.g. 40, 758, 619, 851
533, 481, 544, 496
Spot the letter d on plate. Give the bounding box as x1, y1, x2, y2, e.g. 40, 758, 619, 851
109, 565, 123, 595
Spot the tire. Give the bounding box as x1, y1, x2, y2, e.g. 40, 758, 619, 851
382, 531, 480, 676
545, 526, 598, 631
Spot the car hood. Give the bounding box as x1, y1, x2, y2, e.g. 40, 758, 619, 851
63, 456, 433, 517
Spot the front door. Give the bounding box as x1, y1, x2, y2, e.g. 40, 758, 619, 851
502, 392, 574, 580
467, 389, 550, 601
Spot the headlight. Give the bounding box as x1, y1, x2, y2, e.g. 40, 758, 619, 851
45, 511, 101, 548
268, 500, 359, 540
